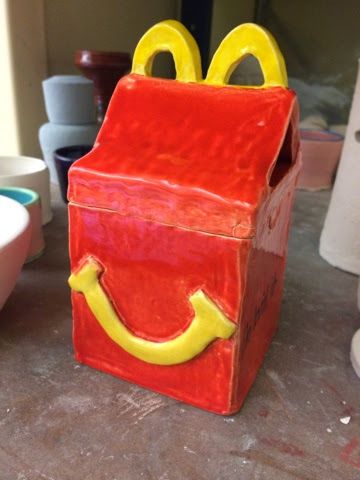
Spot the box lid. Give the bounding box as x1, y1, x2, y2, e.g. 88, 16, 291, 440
68, 21, 299, 239
69, 74, 298, 238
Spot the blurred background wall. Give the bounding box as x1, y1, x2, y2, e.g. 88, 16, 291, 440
0, 0, 47, 156
211, 0, 360, 122
44, 0, 179, 75
1, 0, 179, 157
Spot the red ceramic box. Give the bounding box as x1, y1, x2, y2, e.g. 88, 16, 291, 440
68, 21, 301, 414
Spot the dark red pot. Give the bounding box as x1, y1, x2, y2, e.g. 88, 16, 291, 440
75, 50, 131, 122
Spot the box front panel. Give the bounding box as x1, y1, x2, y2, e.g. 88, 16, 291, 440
69, 204, 245, 413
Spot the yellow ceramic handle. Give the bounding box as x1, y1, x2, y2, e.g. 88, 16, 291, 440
205, 23, 288, 88
69, 258, 236, 366
132, 19, 202, 83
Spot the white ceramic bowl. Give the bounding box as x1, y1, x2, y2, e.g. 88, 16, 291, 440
0, 187, 45, 263
0, 195, 31, 311
0, 156, 52, 224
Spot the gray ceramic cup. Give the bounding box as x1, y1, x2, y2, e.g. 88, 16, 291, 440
42, 75, 96, 124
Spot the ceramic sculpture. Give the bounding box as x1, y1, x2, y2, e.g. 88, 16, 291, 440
319, 61, 360, 275
39, 75, 99, 184
68, 21, 300, 414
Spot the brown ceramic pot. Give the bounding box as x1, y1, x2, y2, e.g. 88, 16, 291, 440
75, 50, 131, 122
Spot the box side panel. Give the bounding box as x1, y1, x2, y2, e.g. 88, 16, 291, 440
69, 204, 245, 414
231, 172, 298, 412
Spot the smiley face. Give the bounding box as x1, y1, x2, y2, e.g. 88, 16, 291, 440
69, 257, 236, 366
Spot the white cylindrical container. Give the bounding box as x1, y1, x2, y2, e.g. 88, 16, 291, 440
39, 122, 99, 183
319, 61, 360, 275
42, 75, 96, 124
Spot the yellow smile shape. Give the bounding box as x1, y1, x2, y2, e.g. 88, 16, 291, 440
69, 257, 236, 366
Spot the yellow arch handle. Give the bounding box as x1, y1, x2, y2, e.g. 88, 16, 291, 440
131, 19, 202, 83
205, 23, 288, 88
69, 258, 236, 366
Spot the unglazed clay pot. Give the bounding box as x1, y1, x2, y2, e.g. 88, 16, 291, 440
320, 61, 360, 275
297, 129, 344, 191
0, 187, 45, 262
54, 145, 92, 203
0, 195, 31, 310
0, 156, 52, 225
75, 50, 131, 122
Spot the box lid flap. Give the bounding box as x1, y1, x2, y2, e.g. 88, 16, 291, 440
69, 74, 299, 238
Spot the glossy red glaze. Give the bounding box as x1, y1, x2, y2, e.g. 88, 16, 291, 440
68, 73, 301, 414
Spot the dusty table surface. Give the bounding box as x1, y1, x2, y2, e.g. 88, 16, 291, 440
0, 188, 359, 480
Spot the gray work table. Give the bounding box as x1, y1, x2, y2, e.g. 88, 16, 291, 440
0, 188, 359, 480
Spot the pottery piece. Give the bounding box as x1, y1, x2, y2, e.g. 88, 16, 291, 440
297, 129, 343, 191
39, 123, 99, 184
42, 75, 96, 125
0, 195, 31, 310
330, 124, 347, 136
75, 50, 131, 122
319, 61, 360, 275
0, 156, 52, 225
54, 145, 92, 203
351, 329, 360, 378
68, 21, 301, 414
300, 114, 328, 131
0, 187, 45, 262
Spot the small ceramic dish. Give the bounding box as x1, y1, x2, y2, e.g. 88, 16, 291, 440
0, 187, 45, 262
54, 145, 92, 203
0, 156, 52, 224
0, 195, 31, 310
